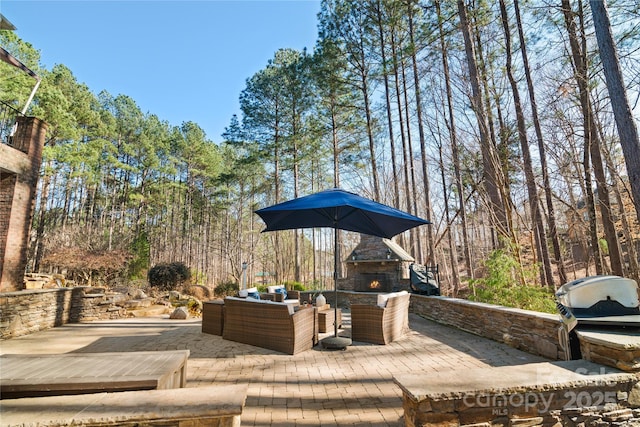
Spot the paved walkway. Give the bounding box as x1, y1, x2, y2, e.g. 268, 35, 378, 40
0, 313, 548, 426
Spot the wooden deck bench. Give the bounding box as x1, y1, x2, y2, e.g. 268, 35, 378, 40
0, 384, 247, 427
0, 350, 189, 399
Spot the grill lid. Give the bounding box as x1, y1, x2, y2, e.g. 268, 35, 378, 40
556, 275, 639, 318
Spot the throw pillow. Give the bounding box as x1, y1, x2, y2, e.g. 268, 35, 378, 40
275, 287, 288, 299
377, 293, 390, 308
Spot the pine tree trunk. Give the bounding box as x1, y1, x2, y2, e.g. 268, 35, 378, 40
358, 48, 381, 201
590, 0, 640, 225
407, 0, 435, 263
391, 28, 410, 250
439, 142, 460, 295
457, 0, 510, 243
375, 0, 400, 209
561, 0, 623, 276
401, 55, 420, 258
499, 0, 553, 288
603, 144, 640, 281
33, 170, 51, 272
293, 123, 301, 283
436, 0, 472, 279
513, 0, 566, 286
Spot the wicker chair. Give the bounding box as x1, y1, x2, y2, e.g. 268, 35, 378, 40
350, 291, 410, 345
222, 297, 317, 355
287, 290, 321, 305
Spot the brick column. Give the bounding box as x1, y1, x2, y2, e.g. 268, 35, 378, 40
0, 116, 47, 292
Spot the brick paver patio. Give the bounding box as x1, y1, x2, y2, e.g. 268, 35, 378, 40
0, 312, 548, 426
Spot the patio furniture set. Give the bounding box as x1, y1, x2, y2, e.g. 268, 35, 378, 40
201, 288, 411, 354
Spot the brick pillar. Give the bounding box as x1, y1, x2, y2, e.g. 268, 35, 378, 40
0, 116, 47, 292
0, 172, 17, 286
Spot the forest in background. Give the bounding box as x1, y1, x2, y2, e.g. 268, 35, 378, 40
1, 0, 639, 297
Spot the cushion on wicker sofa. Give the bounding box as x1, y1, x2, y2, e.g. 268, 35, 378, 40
267, 285, 284, 294
225, 296, 295, 314
266, 285, 288, 301
238, 287, 262, 299
377, 290, 408, 308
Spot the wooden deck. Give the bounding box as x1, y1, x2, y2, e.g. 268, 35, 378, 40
0, 350, 189, 399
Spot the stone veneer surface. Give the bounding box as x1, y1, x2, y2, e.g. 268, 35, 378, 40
0, 287, 125, 339
408, 293, 564, 359
395, 360, 640, 427
578, 328, 640, 372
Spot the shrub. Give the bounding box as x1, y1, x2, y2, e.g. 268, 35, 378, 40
42, 247, 131, 286
282, 281, 306, 291
469, 248, 556, 313
214, 281, 239, 298
148, 262, 191, 291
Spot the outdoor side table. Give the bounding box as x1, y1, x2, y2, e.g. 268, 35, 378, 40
318, 307, 342, 333
202, 300, 225, 335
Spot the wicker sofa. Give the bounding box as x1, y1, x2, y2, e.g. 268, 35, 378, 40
221, 297, 318, 355
350, 291, 410, 345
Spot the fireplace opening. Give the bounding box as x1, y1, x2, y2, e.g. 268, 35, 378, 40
356, 273, 393, 293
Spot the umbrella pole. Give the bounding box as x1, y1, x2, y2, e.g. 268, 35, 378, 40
319, 226, 351, 350
334, 227, 338, 337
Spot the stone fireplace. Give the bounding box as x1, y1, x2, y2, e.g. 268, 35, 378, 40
342, 234, 414, 292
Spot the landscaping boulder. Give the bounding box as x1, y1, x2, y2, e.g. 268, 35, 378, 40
170, 307, 189, 319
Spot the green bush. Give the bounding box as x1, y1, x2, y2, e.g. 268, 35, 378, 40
282, 281, 306, 291
214, 281, 239, 298
169, 262, 191, 283
147, 262, 191, 291
469, 248, 556, 313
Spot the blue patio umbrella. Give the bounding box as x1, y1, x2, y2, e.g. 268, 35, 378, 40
255, 188, 430, 346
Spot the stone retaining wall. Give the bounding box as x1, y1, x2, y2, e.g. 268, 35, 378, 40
408, 294, 563, 360
577, 329, 640, 372
337, 291, 563, 360
0, 287, 126, 339
337, 290, 379, 308
400, 384, 640, 427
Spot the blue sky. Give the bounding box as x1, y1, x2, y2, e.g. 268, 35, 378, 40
3, 0, 321, 141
